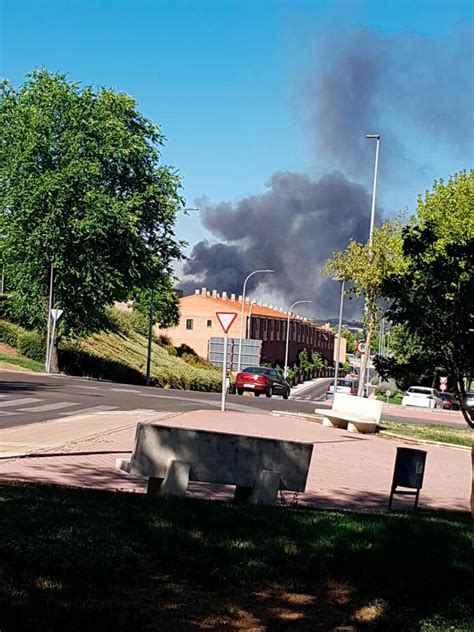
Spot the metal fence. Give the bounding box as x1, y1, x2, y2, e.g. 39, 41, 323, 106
208, 337, 262, 371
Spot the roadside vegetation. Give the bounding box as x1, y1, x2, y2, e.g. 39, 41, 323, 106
0, 348, 43, 372
379, 421, 472, 447
0, 309, 221, 391
0, 482, 472, 632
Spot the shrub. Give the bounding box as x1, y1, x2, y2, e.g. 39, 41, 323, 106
0, 319, 24, 347
175, 343, 198, 357
17, 330, 46, 362
104, 307, 148, 337
375, 380, 398, 396
163, 345, 177, 357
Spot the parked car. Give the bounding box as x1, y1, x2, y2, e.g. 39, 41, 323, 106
327, 378, 359, 399
235, 367, 290, 399
439, 392, 460, 410
401, 386, 443, 409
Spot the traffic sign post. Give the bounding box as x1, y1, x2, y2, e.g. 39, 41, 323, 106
216, 312, 237, 412
46, 308, 64, 373
357, 340, 367, 354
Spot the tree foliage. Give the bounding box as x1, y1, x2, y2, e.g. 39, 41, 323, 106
0, 70, 185, 343
382, 171, 474, 427
321, 219, 405, 395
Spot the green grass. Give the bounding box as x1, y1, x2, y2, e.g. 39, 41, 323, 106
0, 350, 43, 372
377, 391, 404, 405
0, 482, 472, 631
380, 420, 473, 447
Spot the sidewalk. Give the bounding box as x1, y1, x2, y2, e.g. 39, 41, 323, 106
0, 409, 470, 512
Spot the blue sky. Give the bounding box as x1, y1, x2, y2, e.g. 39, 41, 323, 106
1, 0, 472, 255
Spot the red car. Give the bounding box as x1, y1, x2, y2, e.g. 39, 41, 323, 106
235, 367, 291, 399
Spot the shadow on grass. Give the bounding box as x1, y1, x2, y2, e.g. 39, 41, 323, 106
0, 481, 472, 631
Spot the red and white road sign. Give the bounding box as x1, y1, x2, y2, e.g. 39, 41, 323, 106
216, 312, 237, 334
357, 340, 367, 354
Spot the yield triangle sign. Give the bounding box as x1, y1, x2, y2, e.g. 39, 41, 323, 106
50, 308, 64, 322
216, 312, 237, 334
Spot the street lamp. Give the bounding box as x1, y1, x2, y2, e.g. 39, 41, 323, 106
237, 269, 274, 372
333, 278, 346, 394
365, 134, 380, 246
284, 300, 313, 379
361, 133, 381, 396
247, 298, 257, 338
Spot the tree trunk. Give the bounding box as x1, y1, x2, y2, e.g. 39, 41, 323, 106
357, 328, 373, 397
49, 335, 60, 374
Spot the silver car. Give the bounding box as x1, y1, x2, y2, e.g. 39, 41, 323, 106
327, 378, 359, 399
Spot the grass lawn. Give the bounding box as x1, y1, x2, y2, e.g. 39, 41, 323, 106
380, 420, 473, 447
376, 392, 404, 405
0, 483, 472, 631
0, 350, 43, 372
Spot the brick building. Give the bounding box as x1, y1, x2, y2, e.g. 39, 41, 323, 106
160, 288, 335, 368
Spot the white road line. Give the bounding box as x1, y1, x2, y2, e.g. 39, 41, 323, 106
110, 388, 141, 394
59, 405, 118, 416
0, 410, 20, 416
17, 401, 78, 413
0, 397, 42, 408
74, 385, 102, 390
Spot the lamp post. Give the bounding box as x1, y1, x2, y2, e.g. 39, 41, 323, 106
247, 298, 257, 338
45, 262, 54, 372
284, 300, 313, 379
360, 133, 381, 396
333, 279, 345, 394
237, 269, 274, 372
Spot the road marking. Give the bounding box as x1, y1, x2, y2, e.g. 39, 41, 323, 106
60, 405, 118, 416
0, 397, 41, 408
110, 388, 141, 394
17, 401, 78, 413
0, 410, 20, 416
75, 385, 102, 390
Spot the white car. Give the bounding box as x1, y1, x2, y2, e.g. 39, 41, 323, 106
402, 386, 443, 409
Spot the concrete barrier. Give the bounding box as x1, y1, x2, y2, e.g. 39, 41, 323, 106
117, 423, 313, 505
315, 393, 382, 433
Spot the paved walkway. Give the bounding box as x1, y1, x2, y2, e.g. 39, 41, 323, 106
0, 409, 470, 512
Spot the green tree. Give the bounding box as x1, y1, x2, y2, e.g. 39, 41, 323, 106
341, 328, 356, 353
0, 70, 185, 370
382, 172, 474, 427
322, 220, 405, 396
131, 273, 180, 330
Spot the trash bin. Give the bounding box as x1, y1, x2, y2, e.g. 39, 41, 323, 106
388, 447, 427, 510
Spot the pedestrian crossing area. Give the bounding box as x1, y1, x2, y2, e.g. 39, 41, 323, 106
0, 393, 121, 418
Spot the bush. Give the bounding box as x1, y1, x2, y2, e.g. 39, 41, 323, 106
375, 380, 398, 396
175, 343, 198, 357
0, 319, 24, 347
163, 344, 177, 357
17, 330, 46, 362
104, 307, 148, 337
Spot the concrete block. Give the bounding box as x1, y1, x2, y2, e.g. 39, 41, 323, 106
159, 460, 190, 497
115, 458, 131, 473
249, 469, 281, 505
129, 423, 313, 492
347, 421, 378, 434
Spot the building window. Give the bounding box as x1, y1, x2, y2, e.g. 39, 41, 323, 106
186, 319, 193, 330
207, 319, 212, 328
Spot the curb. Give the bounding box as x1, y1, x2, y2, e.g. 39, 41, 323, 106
378, 430, 471, 451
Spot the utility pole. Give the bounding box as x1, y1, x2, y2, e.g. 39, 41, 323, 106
145, 287, 155, 386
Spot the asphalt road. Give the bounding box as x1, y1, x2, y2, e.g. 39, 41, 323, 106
0, 370, 465, 430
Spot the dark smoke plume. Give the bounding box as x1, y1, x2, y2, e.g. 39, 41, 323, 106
181, 28, 473, 318
183, 171, 371, 317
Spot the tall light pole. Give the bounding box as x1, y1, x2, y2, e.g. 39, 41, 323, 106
284, 300, 313, 379
247, 298, 257, 338
366, 134, 380, 247
237, 269, 274, 372
45, 262, 54, 372
361, 133, 381, 396
333, 278, 345, 394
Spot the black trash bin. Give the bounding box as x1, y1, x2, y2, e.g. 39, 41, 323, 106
388, 447, 427, 510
